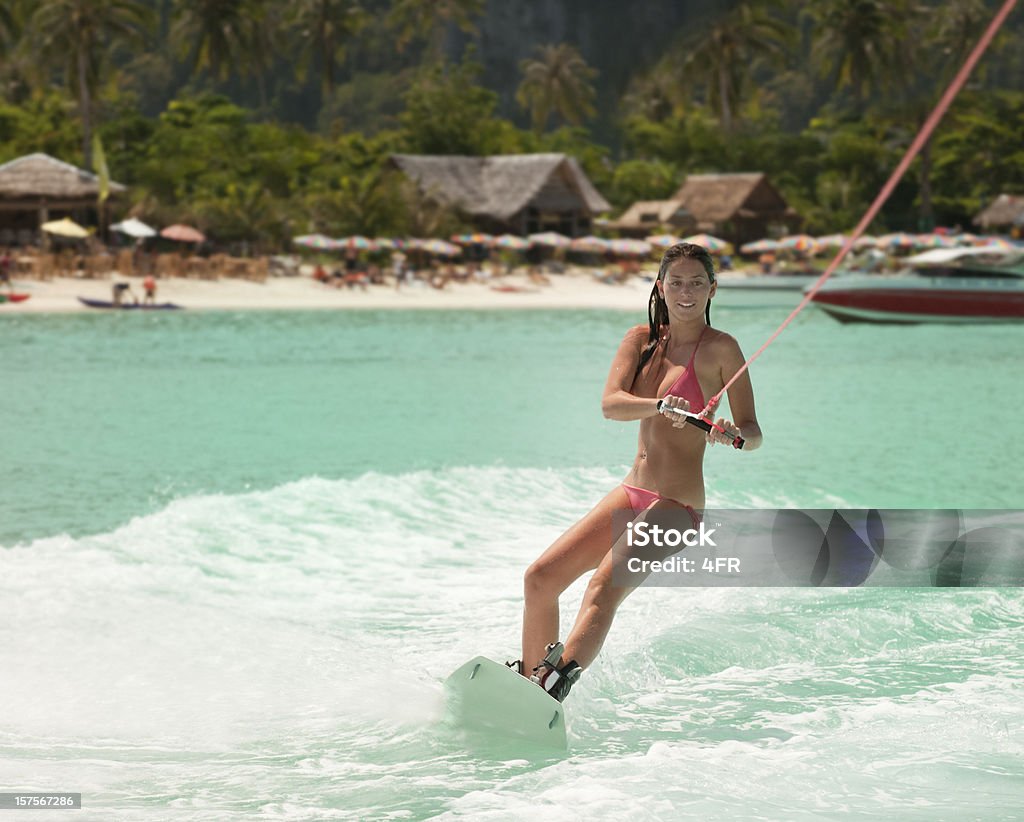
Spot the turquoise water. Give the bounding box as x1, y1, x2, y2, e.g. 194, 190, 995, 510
1, 307, 1022, 819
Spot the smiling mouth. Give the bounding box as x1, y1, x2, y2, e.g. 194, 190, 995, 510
678, 302, 696, 308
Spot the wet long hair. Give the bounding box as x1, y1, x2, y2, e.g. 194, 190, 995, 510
634, 242, 716, 380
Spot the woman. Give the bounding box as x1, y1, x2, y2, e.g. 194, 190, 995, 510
513, 242, 763, 701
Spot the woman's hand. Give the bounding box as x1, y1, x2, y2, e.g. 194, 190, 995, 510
659, 394, 691, 427
707, 417, 741, 447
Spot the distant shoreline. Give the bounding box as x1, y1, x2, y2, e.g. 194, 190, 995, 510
0, 268, 674, 314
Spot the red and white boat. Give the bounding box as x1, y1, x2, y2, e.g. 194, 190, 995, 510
809, 246, 1024, 323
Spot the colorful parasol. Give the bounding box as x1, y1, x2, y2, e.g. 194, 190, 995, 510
682, 234, 730, 253
492, 234, 531, 250
740, 238, 780, 254
337, 235, 376, 251
292, 233, 338, 250
874, 232, 917, 249
161, 224, 206, 243
609, 238, 652, 256
450, 232, 493, 245
41, 217, 89, 238
527, 231, 571, 248
421, 239, 462, 257
111, 217, 157, 239
569, 235, 610, 253
645, 234, 683, 248
779, 234, 819, 253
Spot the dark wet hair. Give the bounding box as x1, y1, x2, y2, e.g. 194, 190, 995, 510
635, 242, 716, 379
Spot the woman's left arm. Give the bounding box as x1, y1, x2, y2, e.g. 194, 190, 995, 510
715, 335, 763, 451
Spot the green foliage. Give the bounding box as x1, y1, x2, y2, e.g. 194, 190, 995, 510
0, 1, 1022, 247
516, 43, 598, 132
607, 159, 676, 210
398, 56, 510, 155
931, 91, 1024, 224
0, 91, 81, 163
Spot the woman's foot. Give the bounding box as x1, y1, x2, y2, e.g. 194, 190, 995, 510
530, 642, 583, 702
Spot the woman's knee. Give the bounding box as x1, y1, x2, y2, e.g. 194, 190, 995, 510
524, 558, 569, 599
583, 569, 631, 612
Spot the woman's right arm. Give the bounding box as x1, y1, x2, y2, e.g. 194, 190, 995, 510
601, 326, 662, 421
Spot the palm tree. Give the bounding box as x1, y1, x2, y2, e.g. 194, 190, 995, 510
388, 0, 483, 58
674, 1, 792, 133
289, 0, 367, 95
170, 0, 279, 102
805, 0, 913, 111
516, 43, 597, 133
28, 0, 153, 169
891, 0, 990, 228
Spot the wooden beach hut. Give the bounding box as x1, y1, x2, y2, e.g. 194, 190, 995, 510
390, 153, 611, 237
670, 173, 800, 247
607, 199, 696, 237
0, 153, 126, 244
974, 194, 1024, 231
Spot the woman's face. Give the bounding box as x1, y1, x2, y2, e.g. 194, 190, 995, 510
658, 257, 716, 319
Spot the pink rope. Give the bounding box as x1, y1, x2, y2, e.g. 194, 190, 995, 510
704, 0, 1019, 416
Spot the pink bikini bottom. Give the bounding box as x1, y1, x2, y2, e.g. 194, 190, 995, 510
622, 483, 701, 530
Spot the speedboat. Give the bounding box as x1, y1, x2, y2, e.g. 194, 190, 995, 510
808, 246, 1024, 323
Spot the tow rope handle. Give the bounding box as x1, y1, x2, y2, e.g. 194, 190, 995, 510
659, 402, 745, 449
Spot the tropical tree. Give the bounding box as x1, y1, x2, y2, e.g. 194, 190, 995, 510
28, 0, 154, 169
388, 0, 483, 58
516, 43, 597, 133
672, 1, 792, 133
170, 0, 280, 104
289, 0, 368, 96
399, 57, 508, 155
804, 0, 913, 111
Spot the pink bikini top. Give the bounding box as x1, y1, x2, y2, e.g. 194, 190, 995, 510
659, 325, 707, 411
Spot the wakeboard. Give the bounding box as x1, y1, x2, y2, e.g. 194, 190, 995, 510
444, 656, 568, 750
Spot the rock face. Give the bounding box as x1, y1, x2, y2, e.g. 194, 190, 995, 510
450, 0, 714, 140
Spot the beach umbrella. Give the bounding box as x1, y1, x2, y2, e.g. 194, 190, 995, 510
950, 232, 979, 245
421, 239, 462, 257
450, 232, 493, 245
853, 235, 878, 249
374, 237, 401, 250
875, 232, 916, 249
570, 235, 610, 253
681, 233, 730, 253
779, 234, 819, 253
528, 231, 571, 248
41, 217, 89, 238
645, 234, 683, 248
975, 236, 1015, 250
815, 233, 851, 249
609, 238, 652, 256
337, 235, 376, 251
914, 233, 955, 249
111, 217, 157, 239
492, 234, 530, 250
292, 233, 337, 250
740, 238, 780, 254
161, 224, 206, 243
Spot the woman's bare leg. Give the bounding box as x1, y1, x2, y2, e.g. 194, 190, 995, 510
521, 486, 631, 674
561, 500, 692, 669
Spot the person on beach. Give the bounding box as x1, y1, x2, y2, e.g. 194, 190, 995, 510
511, 242, 763, 702
112, 281, 136, 306
0, 247, 12, 291
142, 275, 157, 305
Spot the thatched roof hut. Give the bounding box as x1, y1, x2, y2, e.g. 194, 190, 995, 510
607, 199, 696, 236
0, 153, 126, 242
390, 153, 611, 236
670, 173, 799, 246
974, 194, 1024, 229
0, 153, 126, 206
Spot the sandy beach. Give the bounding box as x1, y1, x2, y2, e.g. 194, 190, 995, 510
0, 267, 669, 313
